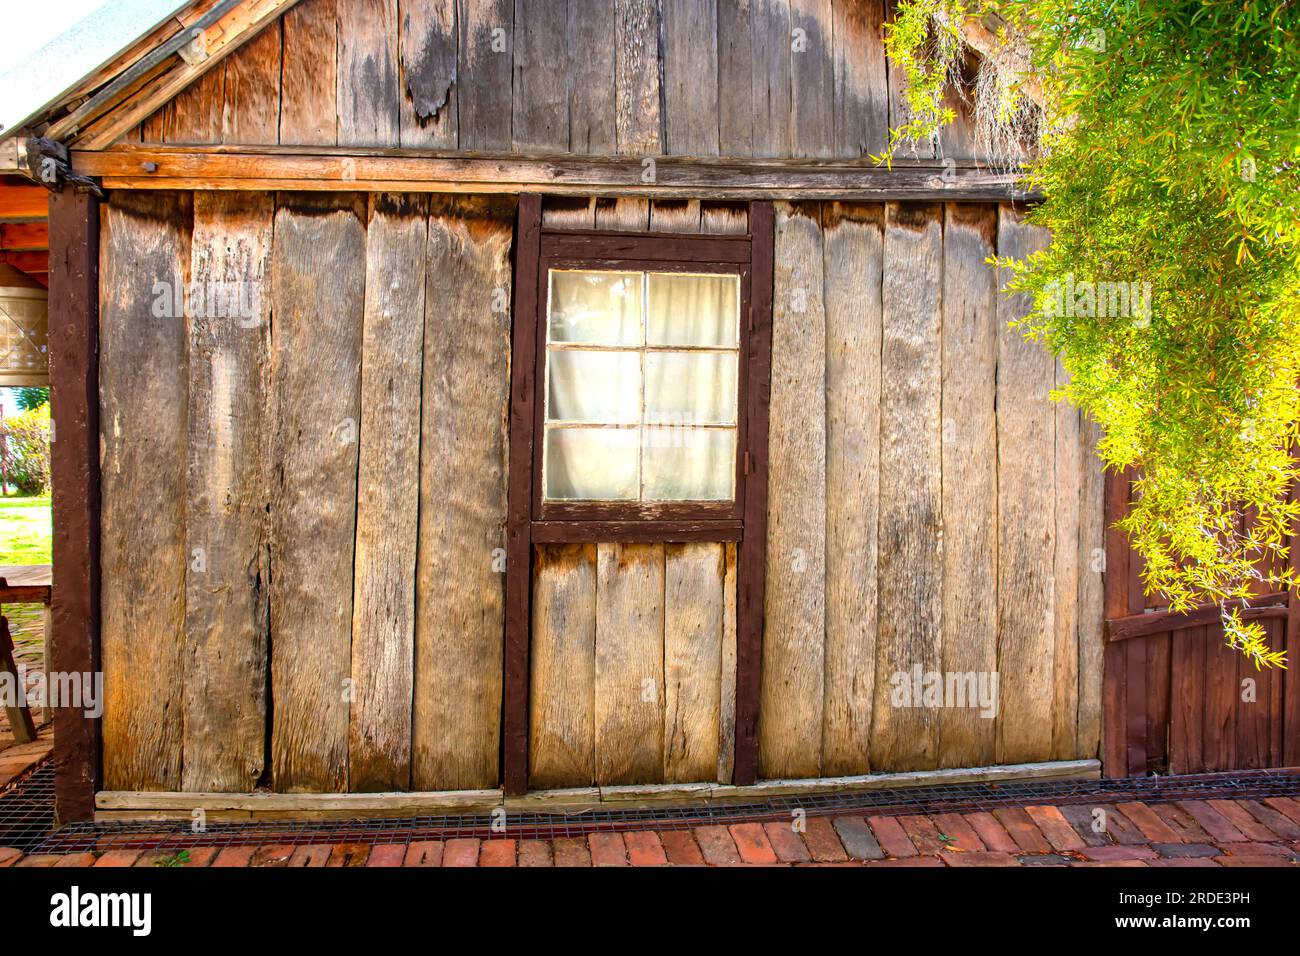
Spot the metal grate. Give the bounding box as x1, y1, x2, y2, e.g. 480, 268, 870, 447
5, 761, 1299, 856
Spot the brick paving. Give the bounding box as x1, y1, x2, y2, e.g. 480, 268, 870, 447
2, 794, 1298, 868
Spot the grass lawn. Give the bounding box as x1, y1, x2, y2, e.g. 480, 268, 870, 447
0, 495, 52, 565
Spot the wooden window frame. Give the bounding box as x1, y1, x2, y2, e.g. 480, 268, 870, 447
503, 197, 774, 793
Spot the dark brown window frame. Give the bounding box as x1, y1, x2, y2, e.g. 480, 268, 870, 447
503, 196, 774, 794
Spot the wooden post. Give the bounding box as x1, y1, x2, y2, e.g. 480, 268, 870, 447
47, 187, 101, 823
503, 194, 541, 795
732, 200, 774, 786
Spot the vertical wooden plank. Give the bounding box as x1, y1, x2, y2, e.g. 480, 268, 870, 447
1267, 618, 1284, 767
399, 0, 458, 148
99, 192, 191, 791
716, 0, 753, 156
789, 0, 834, 158
280, 0, 338, 145
595, 197, 650, 231
269, 193, 367, 793
595, 542, 666, 785
459, 0, 514, 150
1101, 467, 1131, 776
1169, 626, 1206, 773
995, 202, 1054, 765
830, 0, 887, 158
140, 109, 165, 142
700, 201, 749, 235
1236, 635, 1270, 770
663, 543, 724, 783
662, 0, 720, 156
529, 544, 597, 788
48, 189, 101, 822
221, 20, 282, 144
567, 0, 618, 153
822, 201, 882, 776
614, 0, 663, 155
760, 202, 826, 779
512, 0, 570, 151
183, 192, 272, 793
1145, 633, 1170, 771
349, 194, 427, 792
541, 196, 597, 229
1076, 414, 1106, 758
1202, 629, 1237, 771
337, 0, 400, 147
412, 195, 515, 791
163, 68, 224, 144
649, 200, 702, 233
734, 200, 775, 785
751, 0, 792, 157
1052, 359, 1082, 759
938, 202, 997, 769
884, 0, 935, 159
503, 194, 541, 795
1285, 467, 1300, 766
718, 541, 738, 783
871, 201, 942, 772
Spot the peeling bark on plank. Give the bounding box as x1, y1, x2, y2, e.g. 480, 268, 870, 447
183, 191, 271, 793
400, 0, 458, 148
100, 191, 191, 791
411, 195, 515, 790
269, 193, 367, 792
349, 194, 427, 791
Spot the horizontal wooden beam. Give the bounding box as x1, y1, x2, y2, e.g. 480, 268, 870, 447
0, 251, 49, 275
0, 186, 48, 221
94, 759, 1100, 820
0, 222, 49, 251
1106, 591, 1291, 642
72, 146, 1039, 201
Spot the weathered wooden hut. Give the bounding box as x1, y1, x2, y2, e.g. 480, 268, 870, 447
10, 0, 1294, 823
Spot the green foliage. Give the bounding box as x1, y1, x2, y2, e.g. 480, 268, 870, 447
14, 387, 49, 412
1, 404, 51, 496
153, 849, 191, 868
886, 0, 1300, 668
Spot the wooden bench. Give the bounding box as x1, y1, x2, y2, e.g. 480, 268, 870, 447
0, 564, 52, 744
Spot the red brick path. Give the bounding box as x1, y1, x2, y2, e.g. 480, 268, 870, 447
3, 796, 1300, 867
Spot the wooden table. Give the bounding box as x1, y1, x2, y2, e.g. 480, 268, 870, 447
0, 564, 52, 743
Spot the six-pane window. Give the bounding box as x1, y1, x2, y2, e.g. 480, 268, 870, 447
542, 268, 741, 503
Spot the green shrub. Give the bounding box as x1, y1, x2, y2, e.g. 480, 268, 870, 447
1, 404, 51, 495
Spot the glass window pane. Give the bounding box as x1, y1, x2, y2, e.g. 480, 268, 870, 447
646, 273, 740, 347
547, 349, 641, 423
545, 427, 640, 500
644, 351, 738, 425
548, 270, 642, 345
642, 427, 735, 501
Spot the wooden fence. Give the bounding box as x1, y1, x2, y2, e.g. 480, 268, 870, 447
1102, 470, 1300, 776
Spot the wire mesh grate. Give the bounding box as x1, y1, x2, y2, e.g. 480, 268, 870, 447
4, 759, 1298, 855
